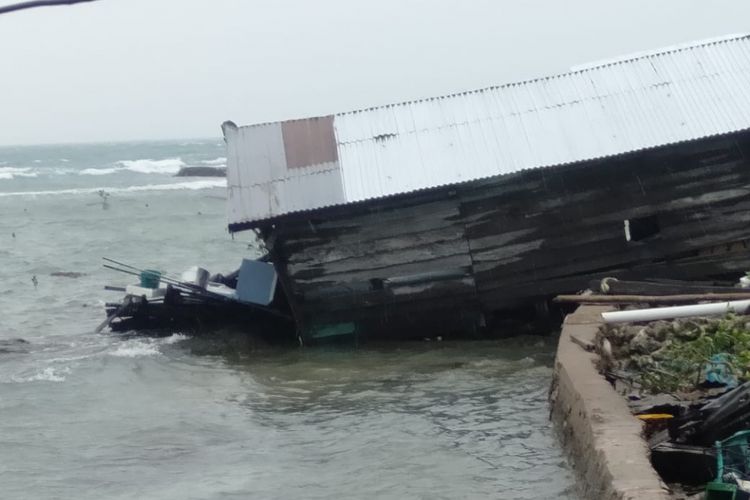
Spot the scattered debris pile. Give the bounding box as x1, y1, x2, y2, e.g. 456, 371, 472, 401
559, 277, 750, 498
99, 257, 294, 342
599, 315, 750, 394
600, 313, 750, 498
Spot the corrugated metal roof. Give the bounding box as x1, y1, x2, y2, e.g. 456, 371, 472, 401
225, 33, 750, 227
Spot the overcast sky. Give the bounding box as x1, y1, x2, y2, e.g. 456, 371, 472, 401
1, 0, 749, 145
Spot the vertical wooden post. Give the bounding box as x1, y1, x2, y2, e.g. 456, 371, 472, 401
263, 226, 306, 342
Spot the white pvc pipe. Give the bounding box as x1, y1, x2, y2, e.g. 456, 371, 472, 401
601, 299, 750, 324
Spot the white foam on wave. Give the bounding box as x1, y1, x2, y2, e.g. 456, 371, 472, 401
161, 333, 189, 345
120, 179, 226, 192
200, 157, 227, 166
109, 333, 189, 358
78, 158, 187, 176
79, 167, 120, 176
118, 157, 185, 174
13, 366, 70, 383
50, 167, 77, 176
110, 339, 162, 358
0, 179, 226, 197
0, 167, 38, 180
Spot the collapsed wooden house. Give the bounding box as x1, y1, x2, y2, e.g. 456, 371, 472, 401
222, 34, 750, 341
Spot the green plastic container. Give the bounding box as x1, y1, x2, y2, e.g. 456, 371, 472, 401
139, 270, 161, 289
705, 482, 736, 500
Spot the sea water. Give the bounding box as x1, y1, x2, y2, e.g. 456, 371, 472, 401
0, 140, 580, 499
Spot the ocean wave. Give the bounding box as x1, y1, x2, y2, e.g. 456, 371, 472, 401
51, 167, 77, 176
200, 157, 227, 166
77, 158, 187, 176
161, 333, 189, 345
118, 157, 185, 174
0, 179, 226, 197
109, 339, 162, 358
79, 167, 120, 176
0, 167, 38, 180
108, 333, 187, 358
12, 366, 70, 383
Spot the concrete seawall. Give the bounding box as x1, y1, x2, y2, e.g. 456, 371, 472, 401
549, 305, 671, 500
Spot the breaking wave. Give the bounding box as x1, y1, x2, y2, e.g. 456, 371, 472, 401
118, 157, 185, 174
109, 340, 162, 358
0, 179, 226, 197
79, 167, 120, 176
0, 167, 38, 180
78, 157, 186, 176
200, 157, 227, 166
13, 366, 70, 383
109, 333, 188, 358
161, 333, 189, 345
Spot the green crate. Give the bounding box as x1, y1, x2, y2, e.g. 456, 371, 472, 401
705, 481, 736, 500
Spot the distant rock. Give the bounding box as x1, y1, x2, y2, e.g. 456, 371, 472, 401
51, 271, 87, 278
175, 166, 227, 177
0, 338, 29, 354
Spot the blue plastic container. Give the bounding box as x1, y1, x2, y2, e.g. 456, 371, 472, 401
139, 270, 161, 289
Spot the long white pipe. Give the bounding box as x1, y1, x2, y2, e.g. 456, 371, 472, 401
601, 300, 750, 324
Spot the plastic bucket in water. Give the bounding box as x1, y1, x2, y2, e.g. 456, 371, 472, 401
140, 270, 161, 289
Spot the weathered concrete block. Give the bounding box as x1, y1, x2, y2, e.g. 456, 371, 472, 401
550, 306, 672, 500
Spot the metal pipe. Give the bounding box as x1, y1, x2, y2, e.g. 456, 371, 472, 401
601, 300, 750, 324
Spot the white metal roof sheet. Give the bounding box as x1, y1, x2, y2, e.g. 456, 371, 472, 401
225, 33, 750, 227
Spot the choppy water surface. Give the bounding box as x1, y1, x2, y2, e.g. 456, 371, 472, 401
0, 141, 579, 499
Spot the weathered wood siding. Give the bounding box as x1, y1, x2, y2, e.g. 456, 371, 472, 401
260, 131, 750, 339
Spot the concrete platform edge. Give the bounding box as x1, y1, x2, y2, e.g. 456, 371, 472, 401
549, 305, 672, 500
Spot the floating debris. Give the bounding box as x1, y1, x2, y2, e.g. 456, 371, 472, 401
99, 257, 295, 343
50, 271, 87, 278
576, 276, 750, 493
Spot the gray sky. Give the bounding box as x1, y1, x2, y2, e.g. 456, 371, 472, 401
1, 0, 749, 145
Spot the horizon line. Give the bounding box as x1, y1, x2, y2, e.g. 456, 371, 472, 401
0, 135, 223, 148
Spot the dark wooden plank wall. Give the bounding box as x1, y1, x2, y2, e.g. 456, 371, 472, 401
272, 196, 483, 337
262, 131, 750, 338
465, 135, 750, 309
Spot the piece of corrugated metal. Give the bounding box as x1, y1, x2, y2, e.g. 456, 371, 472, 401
336, 34, 750, 203
281, 116, 338, 169
224, 121, 345, 222
225, 33, 750, 226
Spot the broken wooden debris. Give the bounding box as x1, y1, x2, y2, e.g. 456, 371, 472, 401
596, 309, 750, 491
591, 278, 742, 296
99, 257, 295, 340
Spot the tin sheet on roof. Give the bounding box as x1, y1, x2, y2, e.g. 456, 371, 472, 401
224, 33, 750, 228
